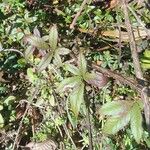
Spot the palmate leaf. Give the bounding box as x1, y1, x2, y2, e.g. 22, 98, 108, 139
100, 101, 131, 116
37, 52, 53, 72
130, 102, 143, 143
70, 83, 84, 117
57, 76, 81, 92
103, 113, 130, 134
49, 25, 58, 50
25, 35, 49, 50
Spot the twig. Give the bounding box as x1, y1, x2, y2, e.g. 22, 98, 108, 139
127, 5, 150, 38
12, 85, 40, 150
84, 89, 93, 150
52, 90, 77, 149
1, 48, 24, 57
70, 0, 89, 29
12, 104, 30, 150
122, 0, 143, 79
92, 63, 143, 93
121, 0, 150, 131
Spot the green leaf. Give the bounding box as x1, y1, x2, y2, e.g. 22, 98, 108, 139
24, 45, 35, 59
38, 52, 53, 72
57, 47, 70, 55
57, 76, 81, 92
17, 58, 27, 67
100, 101, 131, 116
0, 105, 3, 111
53, 53, 62, 67
70, 83, 84, 117
64, 63, 80, 75
78, 53, 87, 75
143, 50, 150, 58
141, 63, 150, 69
66, 98, 77, 128
130, 102, 143, 143
84, 72, 95, 81
27, 68, 38, 83
103, 113, 130, 134
4, 96, 16, 105
0, 113, 4, 128
49, 25, 58, 50
25, 36, 49, 50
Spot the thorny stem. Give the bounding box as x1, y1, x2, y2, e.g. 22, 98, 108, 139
122, 0, 150, 131
84, 86, 93, 150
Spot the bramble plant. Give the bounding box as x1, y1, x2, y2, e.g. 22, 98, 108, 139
0, 0, 150, 149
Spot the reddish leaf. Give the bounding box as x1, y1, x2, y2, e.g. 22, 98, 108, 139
86, 72, 108, 89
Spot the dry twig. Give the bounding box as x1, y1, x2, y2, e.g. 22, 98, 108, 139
70, 0, 89, 29
122, 0, 150, 131
12, 86, 40, 150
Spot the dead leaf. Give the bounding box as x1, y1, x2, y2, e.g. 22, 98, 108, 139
79, 27, 148, 42
86, 72, 108, 89
25, 139, 57, 150
0, 71, 9, 83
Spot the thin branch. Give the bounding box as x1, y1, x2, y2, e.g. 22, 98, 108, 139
92, 63, 143, 93
52, 89, 77, 149
12, 86, 40, 150
118, 0, 150, 131
1, 49, 24, 57
127, 5, 150, 38
84, 86, 93, 150
70, 0, 89, 29
122, 0, 143, 79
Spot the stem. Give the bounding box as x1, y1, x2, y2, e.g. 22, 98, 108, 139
84, 86, 93, 150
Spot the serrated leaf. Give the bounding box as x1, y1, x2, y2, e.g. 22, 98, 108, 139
33, 26, 41, 37
49, 25, 58, 50
57, 47, 70, 55
66, 98, 77, 128
78, 53, 87, 75
57, 76, 81, 92
64, 63, 80, 75
26, 139, 57, 150
0, 113, 4, 128
130, 102, 143, 143
25, 35, 49, 50
103, 113, 130, 134
24, 46, 35, 59
53, 53, 62, 67
70, 83, 84, 117
38, 53, 53, 72
100, 101, 131, 116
